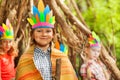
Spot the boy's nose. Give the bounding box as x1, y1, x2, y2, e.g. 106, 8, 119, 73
42, 32, 47, 36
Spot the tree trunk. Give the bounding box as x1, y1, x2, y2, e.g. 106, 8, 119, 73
101, 44, 120, 80
0, 0, 7, 23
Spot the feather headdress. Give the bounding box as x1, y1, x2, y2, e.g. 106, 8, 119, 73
88, 31, 100, 47
0, 19, 14, 40
27, 0, 55, 29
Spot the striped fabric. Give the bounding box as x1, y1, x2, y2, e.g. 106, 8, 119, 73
33, 47, 52, 80
16, 45, 78, 80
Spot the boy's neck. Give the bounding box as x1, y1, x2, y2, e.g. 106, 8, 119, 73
36, 44, 50, 51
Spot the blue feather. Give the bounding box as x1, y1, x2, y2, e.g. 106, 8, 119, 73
0, 32, 3, 36
60, 43, 65, 52
33, 6, 40, 17
44, 5, 50, 21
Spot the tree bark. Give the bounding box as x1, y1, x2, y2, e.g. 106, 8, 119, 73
69, 0, 88, 27
14, 0, 28, 38
56, 0, 91, 35
0, 0, 7, 23
85, 0, 92, 8
101, 44, 120, 80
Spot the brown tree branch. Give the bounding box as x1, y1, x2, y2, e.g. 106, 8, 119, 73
85, 0, 92, 8
101, 44, 120, 80
14, 0, 28, 38
56, 0, 91, 35
69, 0, 88, 27
0, 0, 7, 23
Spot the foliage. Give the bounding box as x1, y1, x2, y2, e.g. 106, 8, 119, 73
78, 0, 120, 68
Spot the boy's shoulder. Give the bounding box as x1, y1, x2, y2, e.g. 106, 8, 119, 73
52, 48, 67, 57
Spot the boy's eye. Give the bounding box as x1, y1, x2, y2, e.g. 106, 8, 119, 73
46, 30, 51, 33
37, 30, 42, 32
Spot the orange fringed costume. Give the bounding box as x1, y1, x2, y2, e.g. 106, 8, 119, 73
16, 45, 78, 80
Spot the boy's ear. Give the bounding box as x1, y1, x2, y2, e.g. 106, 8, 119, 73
52, 33, 54, 37
31, 34, 34, 39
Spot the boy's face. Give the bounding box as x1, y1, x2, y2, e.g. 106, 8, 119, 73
1, 39, 13, 52
32, 28, 54, 47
